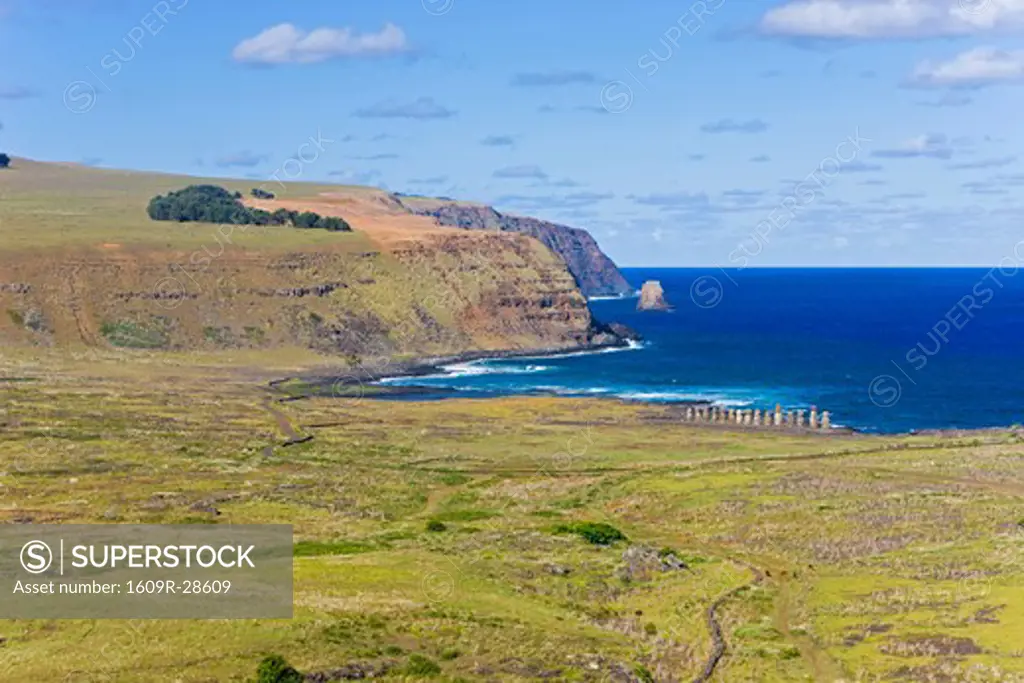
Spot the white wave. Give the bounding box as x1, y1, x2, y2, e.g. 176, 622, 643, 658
378, 360, 551, 384
612, 391, 754, 405
587, 291, 639, 301
521, 339, 647, 361
534, 385, 613, 396
618, 391, 711, 402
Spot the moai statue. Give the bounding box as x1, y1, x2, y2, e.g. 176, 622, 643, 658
774, 404, 783, 427
686, 406, 695, 421
809, 406, 819, 429
753, 409, 762, 426
732, 409, 741, 424
698, 407, 707, 421
821, 411, 831, 430
788, 410, 797, 426
796, 410, 806, 428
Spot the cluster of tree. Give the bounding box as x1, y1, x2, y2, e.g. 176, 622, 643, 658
251, 187, 275, 200
146, 185, 351, 231
0, 154, 10, 169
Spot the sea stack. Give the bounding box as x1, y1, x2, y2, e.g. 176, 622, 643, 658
637, 280, 671, 311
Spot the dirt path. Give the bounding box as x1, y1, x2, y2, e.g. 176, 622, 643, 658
262, 397, 311, 447
693, 562, 765, 683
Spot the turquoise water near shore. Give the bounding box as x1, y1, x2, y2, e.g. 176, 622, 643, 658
380, 268, 1024, 433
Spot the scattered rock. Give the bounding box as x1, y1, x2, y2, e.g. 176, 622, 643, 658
496, 657, 563, 679
545, 563, 572, 576
972, 605, 1005, 624
188, 502, 221, 515
617, 545, 688, 581
636, 281, 671, 311
881, 634, 982, 657
304, 660, 392, 681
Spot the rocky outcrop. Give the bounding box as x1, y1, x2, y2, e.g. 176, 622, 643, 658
395, 199, 632, 299
637, 281, 671, 311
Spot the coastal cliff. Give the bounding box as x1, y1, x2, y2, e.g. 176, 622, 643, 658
0, 160, 629, 358
395, 197, 633, 299
0, 234, 614, 357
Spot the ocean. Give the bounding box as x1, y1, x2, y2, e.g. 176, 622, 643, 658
379, 268, 1024, 433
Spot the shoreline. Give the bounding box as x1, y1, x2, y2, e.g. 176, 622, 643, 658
272, 343, 1023, 439
281, 338, 640, 390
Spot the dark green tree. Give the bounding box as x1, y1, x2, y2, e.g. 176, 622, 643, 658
255, 654, 303, 683
294, 211, 321, 229
0, 153, 10, 169
147, 185, 351, 232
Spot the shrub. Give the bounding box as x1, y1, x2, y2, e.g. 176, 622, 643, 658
317, 215, 350, 231
255, 654, 303, 683
404, 654, 441, 677
251, 188, 276, 199
554, 521, 627, 545
293, 540, 373, 557
0, 153, 9, 169
147, 184, 350, 232
634, 665, 656, 683
294, 211, 321, 229
425, 520, 447, 533
100, 319, 170, 349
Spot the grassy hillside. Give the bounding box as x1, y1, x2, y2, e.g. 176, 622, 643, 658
0, 159, 375, 251
0, 159, 600, 357
2, 350, 1024, 681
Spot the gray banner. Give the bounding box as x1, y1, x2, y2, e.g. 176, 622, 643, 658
0, 524, 293, 618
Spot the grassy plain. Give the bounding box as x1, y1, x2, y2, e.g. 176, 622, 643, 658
2, 349, 1024, 682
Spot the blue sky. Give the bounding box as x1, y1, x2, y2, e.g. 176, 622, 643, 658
2, 0, 1024, 266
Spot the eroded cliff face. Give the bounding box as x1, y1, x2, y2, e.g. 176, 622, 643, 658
0, 160, 630, 359
0, 232, 603, 358
396, 199, 633, 299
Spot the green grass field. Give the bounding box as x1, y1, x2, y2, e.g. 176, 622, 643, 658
2, 349, 1023, 682
0, 158, 376, 251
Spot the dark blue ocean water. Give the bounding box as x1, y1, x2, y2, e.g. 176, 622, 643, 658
381, 268, 1024, 433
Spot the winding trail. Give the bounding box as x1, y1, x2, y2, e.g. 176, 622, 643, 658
261, 396, 312, 447
693, 563, 765, 683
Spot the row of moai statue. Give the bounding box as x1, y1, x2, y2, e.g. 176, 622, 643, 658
681, 403, 831, 430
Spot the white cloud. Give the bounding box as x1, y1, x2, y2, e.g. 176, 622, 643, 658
760, 0, 1024, 39
233, 23, 409, 64
910, 47, 1024, 87
872, 133, 954, 159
